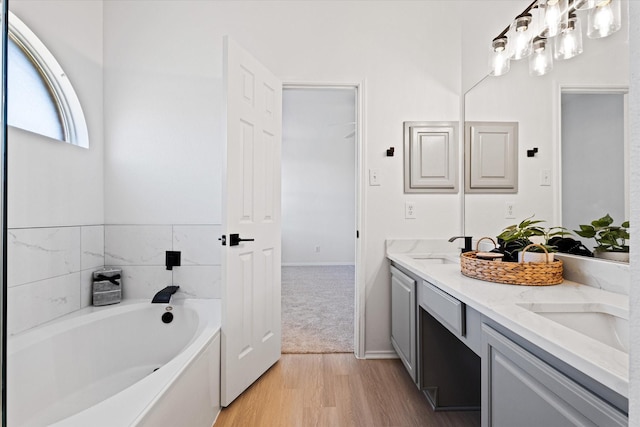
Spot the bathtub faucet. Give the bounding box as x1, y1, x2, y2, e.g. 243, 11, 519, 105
152, 285, 180, 303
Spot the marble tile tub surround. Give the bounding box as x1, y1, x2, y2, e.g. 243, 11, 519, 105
104, 224, 221, 301
7, 225, 104, 335
387, 239, 630, 296
7, 224, 221, 335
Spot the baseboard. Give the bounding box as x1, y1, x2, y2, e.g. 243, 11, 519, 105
363, 350, 399, 359
281, 262, 356, 267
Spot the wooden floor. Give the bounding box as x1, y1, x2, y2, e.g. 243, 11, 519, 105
214, 353, 481, 427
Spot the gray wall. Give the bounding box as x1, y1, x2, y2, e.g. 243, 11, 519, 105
562, 93, 626, 245
282, 88, 356, 265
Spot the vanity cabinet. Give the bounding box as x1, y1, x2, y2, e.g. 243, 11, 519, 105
390, 265, 417, 384
482, 324, 628, 427
388, 253, 628, 425
419, 279, 481, 410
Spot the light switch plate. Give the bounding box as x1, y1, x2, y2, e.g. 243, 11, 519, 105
540, 169, 551, 186
369, 169, 381, 186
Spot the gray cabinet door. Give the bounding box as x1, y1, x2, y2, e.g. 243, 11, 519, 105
390, 266, 417, 384
465, 121, 518, 193
482, 324, 627, 427
403, 121, 458, 193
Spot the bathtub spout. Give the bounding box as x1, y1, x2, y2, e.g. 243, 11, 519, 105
152, 286, 180, 303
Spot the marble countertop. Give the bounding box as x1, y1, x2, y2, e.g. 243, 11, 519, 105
386, 247, 629, 399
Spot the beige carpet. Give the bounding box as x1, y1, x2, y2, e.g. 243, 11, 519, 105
281, 265, 354, 354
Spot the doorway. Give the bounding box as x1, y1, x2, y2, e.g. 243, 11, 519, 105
560, 90, 628, 236
281, 86, 358, 354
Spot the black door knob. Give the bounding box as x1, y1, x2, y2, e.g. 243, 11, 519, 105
229, 233, 255, 246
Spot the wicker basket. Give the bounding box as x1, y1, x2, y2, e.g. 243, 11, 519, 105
460, 237, 563, 286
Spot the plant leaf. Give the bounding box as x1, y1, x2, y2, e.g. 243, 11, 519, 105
592, 214, 614, 228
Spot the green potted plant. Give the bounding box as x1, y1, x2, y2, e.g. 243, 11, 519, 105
497, 216, 563, 262
574, 214, 629, 262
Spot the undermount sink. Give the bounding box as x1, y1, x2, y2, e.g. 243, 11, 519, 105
517, 302, 629, 353
408, 255, 458, 266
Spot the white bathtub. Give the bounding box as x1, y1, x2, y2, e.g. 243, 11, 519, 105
8, 299, 221, 427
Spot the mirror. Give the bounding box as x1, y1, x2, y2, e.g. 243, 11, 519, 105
462, 0, 630, 257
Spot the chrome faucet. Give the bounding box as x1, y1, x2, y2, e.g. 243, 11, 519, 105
448, 236, 473, 253
152, 285, 180, 303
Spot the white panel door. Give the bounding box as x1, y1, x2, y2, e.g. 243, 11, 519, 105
221, 36, 282, 406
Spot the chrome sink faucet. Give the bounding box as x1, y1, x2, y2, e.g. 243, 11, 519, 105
448, 236, 473, 253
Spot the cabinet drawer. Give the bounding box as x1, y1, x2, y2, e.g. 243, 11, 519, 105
419, 280, 465, 336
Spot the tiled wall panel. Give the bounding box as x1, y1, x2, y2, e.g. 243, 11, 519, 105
105, 224, 221, 301
7, 226, 104, 334
8, 224, 221, 334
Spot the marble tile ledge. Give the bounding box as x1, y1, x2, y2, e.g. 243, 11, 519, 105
385, 238, 462, 256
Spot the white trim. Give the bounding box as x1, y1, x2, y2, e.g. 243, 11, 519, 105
281, 262, 355, 267
282, 81, 366, 359
364, 350, 398, 360
559, 85, 629, 94
624, 93, 630, 220
553, 84, 562, 227
8, 12, 88, 148
355, 80, 367, 360
459, 89, 466, 235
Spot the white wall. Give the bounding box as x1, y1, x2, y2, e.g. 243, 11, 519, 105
104, 1, 463, 355
628, 1, 640, 424
8, 1, 104, 228
460, 1, 526, 94
462, 1, 629, 240
6, 1, 105, 331
464, 66, 557, 237
282, 88, 355, 265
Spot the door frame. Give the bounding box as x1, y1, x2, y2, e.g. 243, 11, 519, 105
282, 81, 366, 358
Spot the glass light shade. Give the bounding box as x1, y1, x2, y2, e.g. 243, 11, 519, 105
554, 14, 583, 59
531, 3, 548, 36
541, 0, 568, 38
489, 37, 510, 76
587, 0, 621, 38
529, 37, 553, 76
510, 13, 533, 60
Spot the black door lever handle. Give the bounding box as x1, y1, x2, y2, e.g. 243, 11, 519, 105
229, 233, 255, 246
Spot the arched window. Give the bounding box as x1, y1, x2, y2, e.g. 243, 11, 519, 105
8, 12, 88, 148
